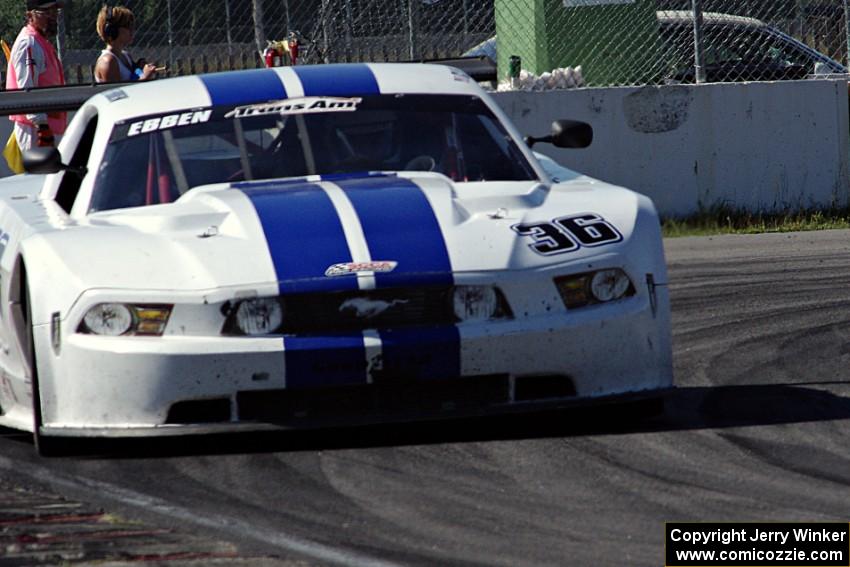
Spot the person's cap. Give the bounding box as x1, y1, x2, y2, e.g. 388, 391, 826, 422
27, 0, 64, 10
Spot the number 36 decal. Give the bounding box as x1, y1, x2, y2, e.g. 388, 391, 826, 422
512, 213, 622, 256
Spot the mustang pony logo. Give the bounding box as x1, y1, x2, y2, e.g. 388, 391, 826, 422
324, 261, 398, 277
339, 298, 409, 319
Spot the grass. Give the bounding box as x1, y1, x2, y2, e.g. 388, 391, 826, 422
661, 205, 850, 237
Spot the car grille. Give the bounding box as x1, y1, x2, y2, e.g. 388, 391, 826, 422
279, 286, 454, 333
237, 374, 512, 422
164, 374, 577, 425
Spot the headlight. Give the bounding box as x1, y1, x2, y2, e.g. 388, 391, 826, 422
234, 298, 284, 335
79, 304, 172, 336
451, 286, 511, 322
590, 269, 632, 302
555, 269, 634, 309
82, 303, 132, 336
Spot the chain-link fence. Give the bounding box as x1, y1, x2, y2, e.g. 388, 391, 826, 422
0, 0, 848, 87
480, 0, 850, 87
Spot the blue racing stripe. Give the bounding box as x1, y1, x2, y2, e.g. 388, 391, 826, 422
294, 64, 380, 96
283, 334, 367, 388
336, 176, 461, 381
200, 69, 287, 106
240, 182, 367, 388
336, 176, 453, 288
239, 183, 356, 294
377, 327, 461, 381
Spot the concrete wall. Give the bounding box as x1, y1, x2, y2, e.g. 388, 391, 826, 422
1, 80, 848, 218
494, 79, 850, 217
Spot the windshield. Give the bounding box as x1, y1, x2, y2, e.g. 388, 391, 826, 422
91, 94, 537, 212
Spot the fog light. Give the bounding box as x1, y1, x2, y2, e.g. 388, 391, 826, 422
133, 306, 172, 335
555, 275, 591, 308
452, 286, 500, 322
555, 269, 633, 309
235, 298, 283, 335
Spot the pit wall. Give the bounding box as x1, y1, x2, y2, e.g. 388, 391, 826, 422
494, 79, 850, 217
1, 80, 847, 218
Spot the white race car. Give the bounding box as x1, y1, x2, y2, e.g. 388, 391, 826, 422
0, 63, 672, 453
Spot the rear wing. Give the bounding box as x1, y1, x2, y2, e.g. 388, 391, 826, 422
0, 58, 497, 117
0, 82, 128, 116
410, 56, 497, 83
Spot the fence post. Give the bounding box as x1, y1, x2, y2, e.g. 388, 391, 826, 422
407, 0, 418, 60
845, 0, 850, 67
284, 0, 291, 33
462, 0, 469, 52
253, 0, 266, 59
167, 0, 175, 74
225, 0, 233, 57
345, 0, 354, 62
321, 0, 331, 63
56, 10, 65, 62
691, 0, 706, 84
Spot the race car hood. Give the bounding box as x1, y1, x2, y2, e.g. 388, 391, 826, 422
23, 171, 664, 298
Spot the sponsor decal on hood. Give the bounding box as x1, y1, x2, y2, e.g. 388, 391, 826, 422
325, 261, 397, 277
226, 97, 362, 119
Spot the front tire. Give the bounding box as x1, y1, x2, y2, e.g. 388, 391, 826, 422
20, 273, 62, 457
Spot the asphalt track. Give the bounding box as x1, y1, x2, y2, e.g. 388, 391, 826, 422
2, 230, 850, 566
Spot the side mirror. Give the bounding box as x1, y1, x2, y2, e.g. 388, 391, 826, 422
22, 147, 87, 177
525, 120, 593, 149
22, 147, 63, 174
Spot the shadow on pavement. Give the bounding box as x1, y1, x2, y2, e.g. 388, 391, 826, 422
10, 381, 849, 459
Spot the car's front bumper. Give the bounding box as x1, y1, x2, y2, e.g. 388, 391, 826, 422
34, 287, 672, 437
38, 387, 673, 438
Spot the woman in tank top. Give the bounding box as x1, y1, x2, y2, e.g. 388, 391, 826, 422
94, 5, 157, 83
